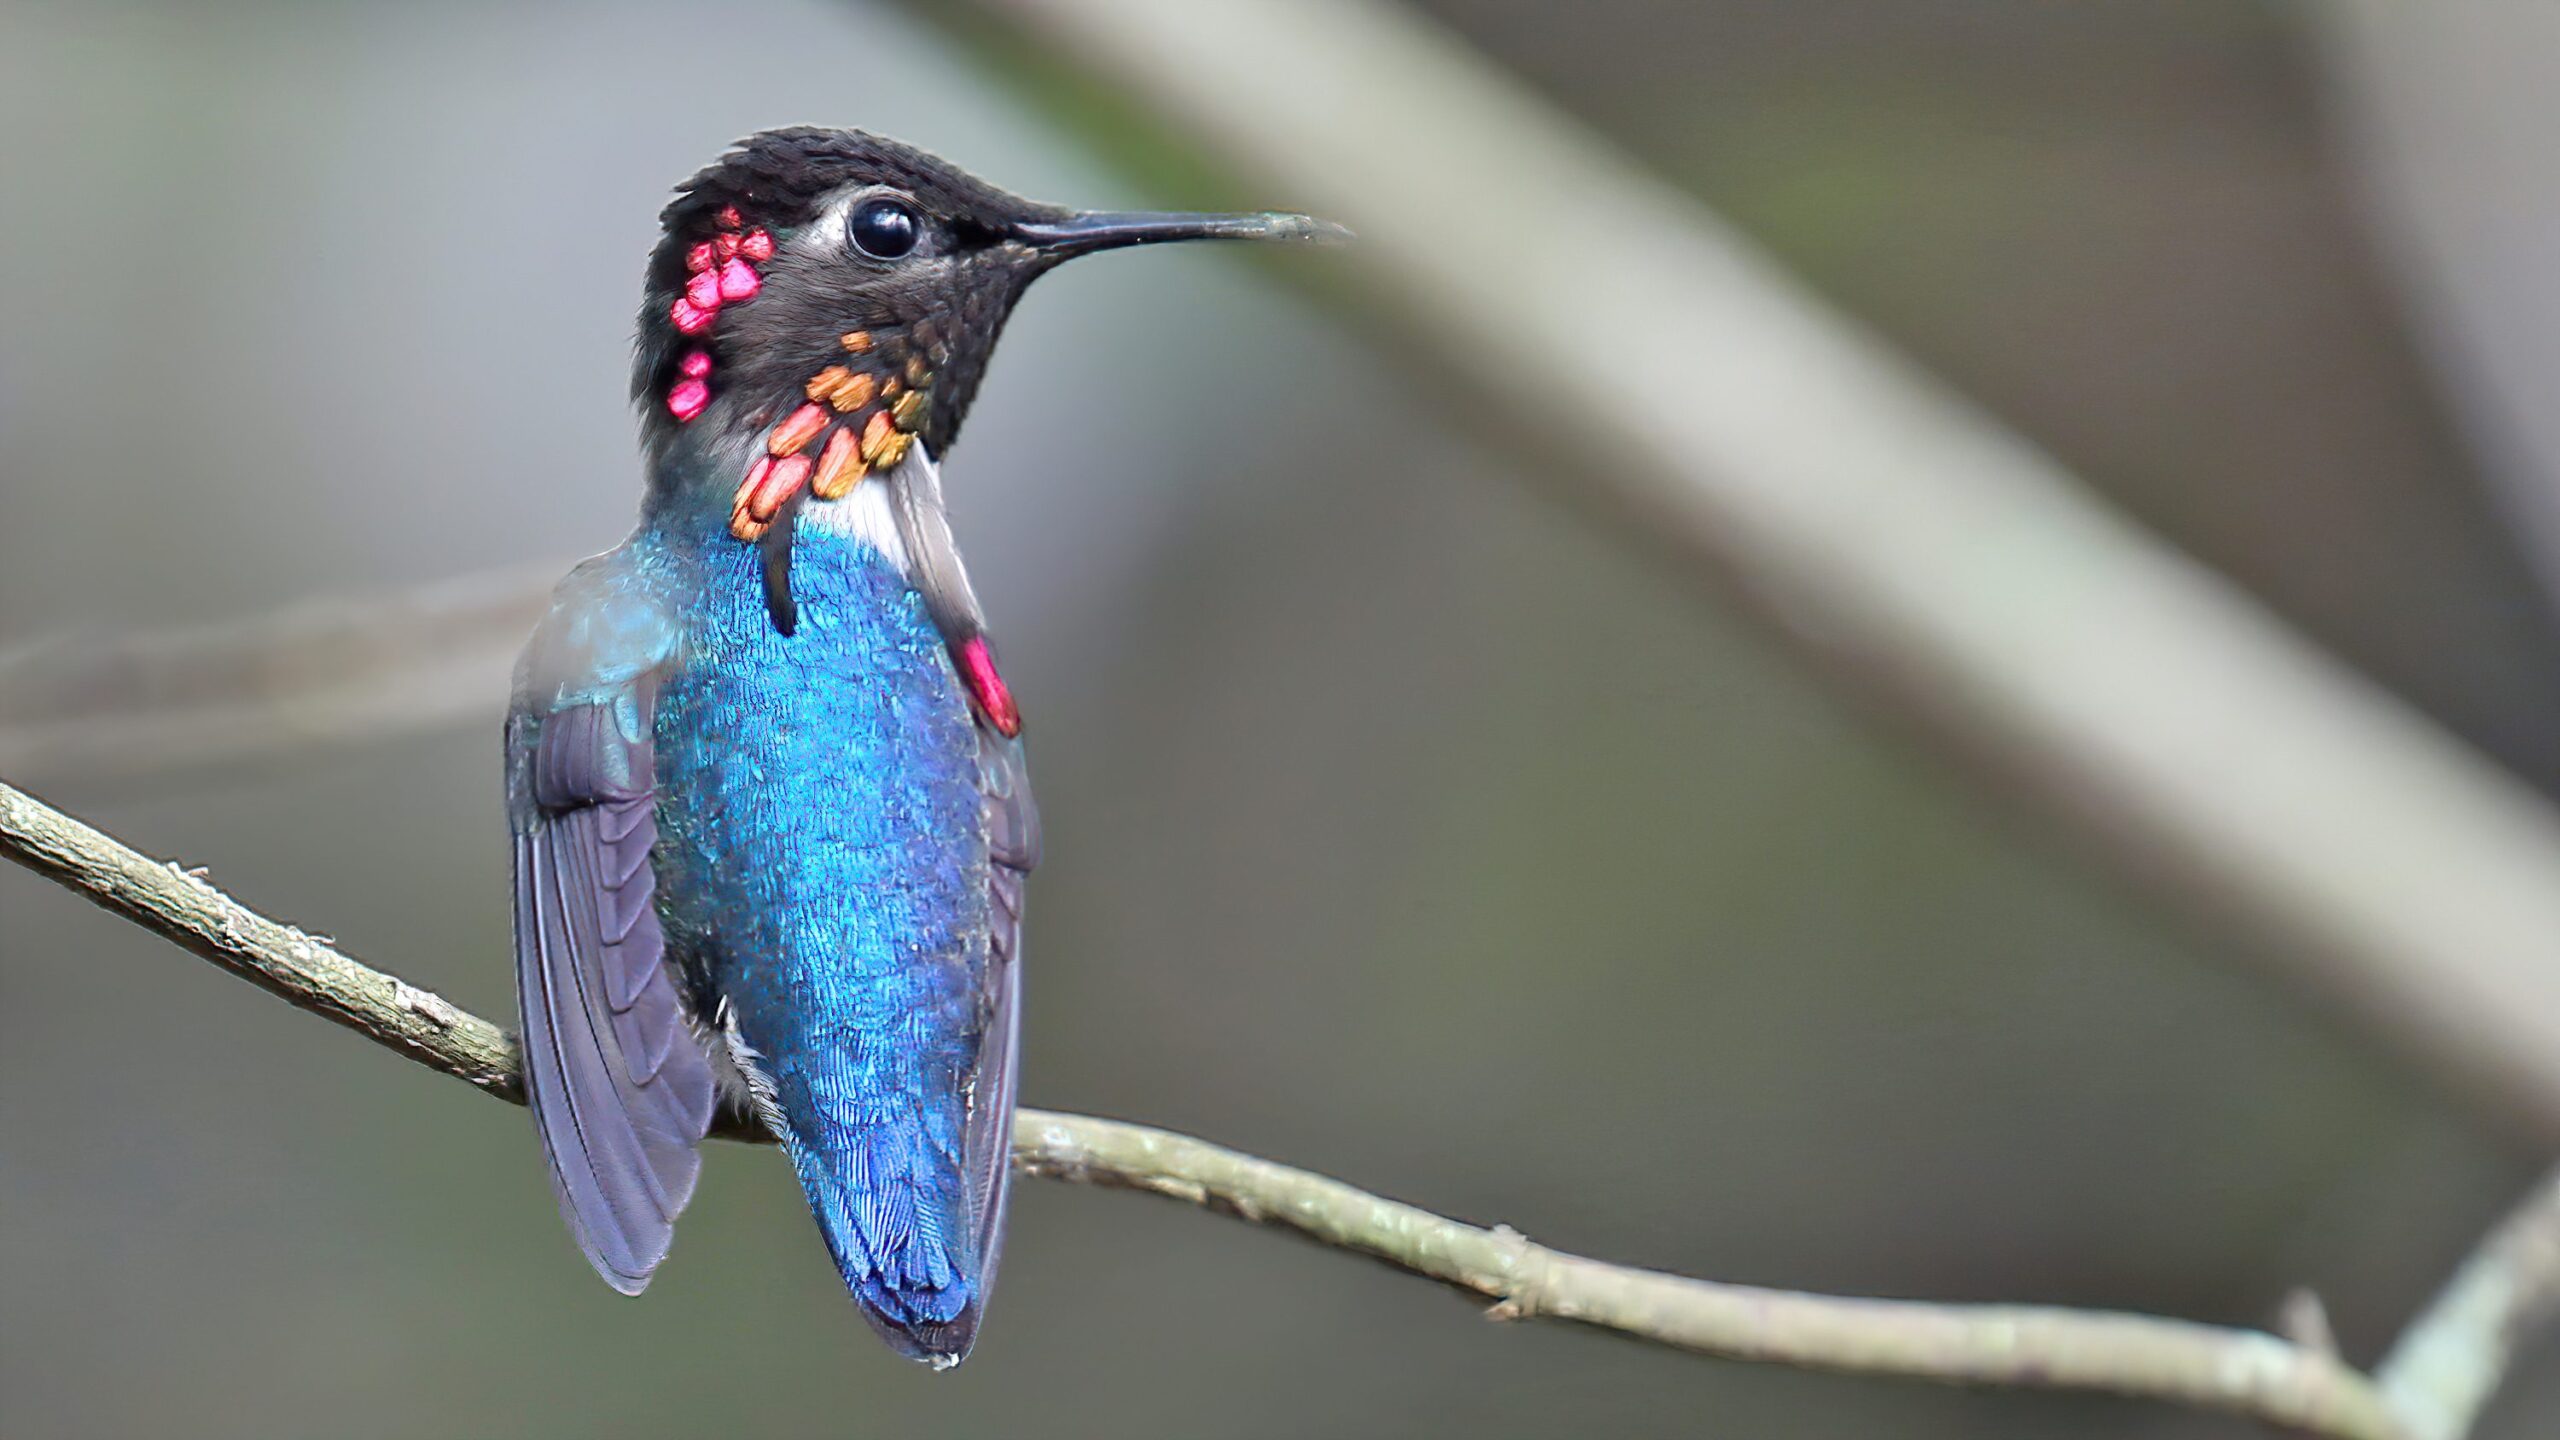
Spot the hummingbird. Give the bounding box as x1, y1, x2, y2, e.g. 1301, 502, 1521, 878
507, 127, 1343, 1366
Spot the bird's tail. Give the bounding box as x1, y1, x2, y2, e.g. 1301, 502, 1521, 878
784, 1123, 985, 1366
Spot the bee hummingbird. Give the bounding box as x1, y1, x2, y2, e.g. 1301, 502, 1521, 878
507, 128, 1343, 1366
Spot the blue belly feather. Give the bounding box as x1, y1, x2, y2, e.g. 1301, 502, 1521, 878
646, 522, 991, 1330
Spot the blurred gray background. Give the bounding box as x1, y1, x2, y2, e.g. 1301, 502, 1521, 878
2, 1, 2554, 1436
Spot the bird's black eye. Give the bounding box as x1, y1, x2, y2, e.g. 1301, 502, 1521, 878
849, 198, 921, 260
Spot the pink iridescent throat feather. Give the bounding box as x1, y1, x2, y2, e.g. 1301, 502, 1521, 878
957, 636, 1020, 738
663, 206, 770, 423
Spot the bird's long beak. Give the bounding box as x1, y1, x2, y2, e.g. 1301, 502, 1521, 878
1012, 209, 1352, 261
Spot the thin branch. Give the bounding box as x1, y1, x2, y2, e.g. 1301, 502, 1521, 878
890, 0, 2560, 1141
0, 563, 556, 787
0, 777, 524, 1103
8, 778, 2551, 1437
2377, 1165, 2560, 1440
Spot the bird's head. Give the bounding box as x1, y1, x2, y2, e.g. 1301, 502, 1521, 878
633, 127, 1346, 540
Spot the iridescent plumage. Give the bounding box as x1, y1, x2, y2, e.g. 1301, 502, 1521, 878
511, 448, 1028, 1364
508, 127, 1338, 1366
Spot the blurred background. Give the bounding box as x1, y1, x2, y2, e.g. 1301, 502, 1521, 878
3, 1, 2555, 1436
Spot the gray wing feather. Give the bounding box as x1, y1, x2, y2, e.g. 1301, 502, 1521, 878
958, 717, 1037, 1328
889, 441, 989, 639
510, 689, 718, 1295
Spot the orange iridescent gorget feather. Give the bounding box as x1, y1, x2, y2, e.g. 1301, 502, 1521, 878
728, 325, 938, 542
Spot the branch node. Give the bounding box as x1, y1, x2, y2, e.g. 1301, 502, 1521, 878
2280, 1288, 2342, 1358
391, 978, 464, 1030
1484, 1224, 1549, 1323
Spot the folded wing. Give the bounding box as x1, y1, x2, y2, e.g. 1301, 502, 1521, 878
508, 581, 719, 1294
966, 723, 1037, 1310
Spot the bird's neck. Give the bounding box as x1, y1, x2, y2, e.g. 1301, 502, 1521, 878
640, 433, 1020, 736
642, 425, 913, 581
